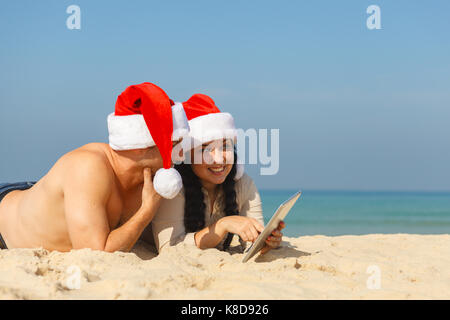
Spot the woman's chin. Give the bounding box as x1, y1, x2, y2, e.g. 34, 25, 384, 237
205, 174, 227, 185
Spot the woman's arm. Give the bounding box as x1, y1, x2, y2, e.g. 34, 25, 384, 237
194, 174, 285, 252
194, 215, 264, 249
194, 174, 266, 250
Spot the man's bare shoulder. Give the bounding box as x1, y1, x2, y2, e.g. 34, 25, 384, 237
57, 143, 115, 194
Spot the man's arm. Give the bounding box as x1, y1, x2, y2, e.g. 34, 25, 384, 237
104, 168, 160, 252
62, 152, 160, 252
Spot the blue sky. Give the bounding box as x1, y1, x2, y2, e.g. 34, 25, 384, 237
1, 0, 449, 191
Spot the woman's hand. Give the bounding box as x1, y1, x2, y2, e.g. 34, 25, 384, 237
218, 216, 264, 242
260, 221, 285, 255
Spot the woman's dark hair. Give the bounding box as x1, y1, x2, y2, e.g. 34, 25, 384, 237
174, 150, 239, 250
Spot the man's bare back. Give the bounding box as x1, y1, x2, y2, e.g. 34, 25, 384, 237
0, 143, 162, 252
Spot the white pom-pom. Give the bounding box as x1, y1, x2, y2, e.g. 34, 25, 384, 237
234, 163, 244, 180
153, 168, 183, 199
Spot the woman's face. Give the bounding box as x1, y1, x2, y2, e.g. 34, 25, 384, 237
191, 139, 234, 186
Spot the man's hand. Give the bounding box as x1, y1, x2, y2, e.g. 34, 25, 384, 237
260, 220, 285, 255
141, 168, 162, 210
103, 168, 162, 252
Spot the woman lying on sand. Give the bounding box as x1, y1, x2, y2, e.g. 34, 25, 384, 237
143, 93, 284, 254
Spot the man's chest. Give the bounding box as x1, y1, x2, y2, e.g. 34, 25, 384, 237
107, 186, 142, 229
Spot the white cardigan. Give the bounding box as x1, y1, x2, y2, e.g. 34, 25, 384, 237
142, 173, 264, 253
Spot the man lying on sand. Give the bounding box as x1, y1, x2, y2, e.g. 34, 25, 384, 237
0, 82, 189, 252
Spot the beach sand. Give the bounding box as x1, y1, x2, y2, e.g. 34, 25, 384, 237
0, 234, 449, 299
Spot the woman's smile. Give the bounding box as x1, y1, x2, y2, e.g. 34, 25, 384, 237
208, 165, 227, 175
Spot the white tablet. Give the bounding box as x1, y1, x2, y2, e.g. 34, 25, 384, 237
242, 191, 302, 263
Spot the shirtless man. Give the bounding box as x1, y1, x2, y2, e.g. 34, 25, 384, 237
0, 83, 189, 252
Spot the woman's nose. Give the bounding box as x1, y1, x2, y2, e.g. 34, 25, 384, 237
212, 149, 225, 164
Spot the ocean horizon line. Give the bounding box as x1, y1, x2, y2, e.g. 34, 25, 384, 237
258, 188, 450, 196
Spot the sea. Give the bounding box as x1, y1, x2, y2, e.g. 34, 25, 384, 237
259, 190, 450, 237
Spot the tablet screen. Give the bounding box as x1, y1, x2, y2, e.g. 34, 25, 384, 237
241, 191, 301, 263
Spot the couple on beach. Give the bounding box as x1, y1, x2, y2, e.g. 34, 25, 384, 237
0, 82, 284, 257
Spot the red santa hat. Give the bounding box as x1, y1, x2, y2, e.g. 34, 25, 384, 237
181, 94, 244, 180
107, 82, 189, 199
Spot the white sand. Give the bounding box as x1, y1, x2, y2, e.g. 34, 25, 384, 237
0, 234, 449, 299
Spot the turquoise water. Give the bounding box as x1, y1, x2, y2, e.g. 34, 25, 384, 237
259, 190, 450, 237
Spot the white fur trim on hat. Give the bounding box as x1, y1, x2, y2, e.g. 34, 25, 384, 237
153, 167, 183, 199
107, 103, 189, 151
171, 102, 190, 142
234, 163, 244, 180
182, 112, 237, 151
